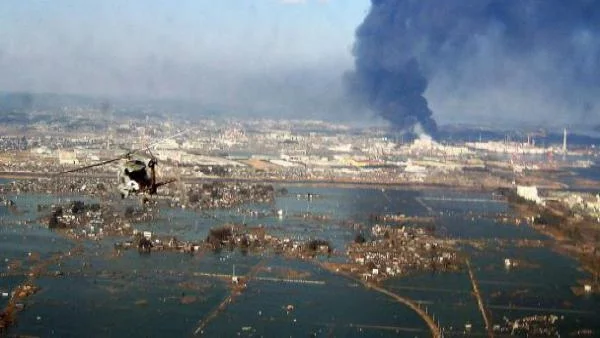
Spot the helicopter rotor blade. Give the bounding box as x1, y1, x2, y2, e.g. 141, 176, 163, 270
145, 129, 188, 151
55, 153, 131, 175
146, 146, 157, 162
153, 178, 177, 189
54, 129, 188, 177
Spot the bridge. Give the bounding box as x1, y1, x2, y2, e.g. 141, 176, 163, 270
416, 195, 504, 215
420, 196, 505, 203
193, 261, 266, 335
254, 276, 325, 285
488, 305, 595, 315
366, 283, 443, 338
320, 263, 442, 338
191, 271, 325, 285
466, 259, 494, 337
415, 197, 434, 213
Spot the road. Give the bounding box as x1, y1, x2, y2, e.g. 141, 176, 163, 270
466, 259, 494, 338
320, 263, 442, 338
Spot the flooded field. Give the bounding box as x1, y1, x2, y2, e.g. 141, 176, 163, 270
1, 183, 598, 336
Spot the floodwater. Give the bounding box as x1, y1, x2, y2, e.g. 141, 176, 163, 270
1, 184, 598, 337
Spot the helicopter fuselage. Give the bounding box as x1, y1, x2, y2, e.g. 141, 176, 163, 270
117, 160, 153, 198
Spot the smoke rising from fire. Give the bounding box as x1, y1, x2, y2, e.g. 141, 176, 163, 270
347, 0, 600, 133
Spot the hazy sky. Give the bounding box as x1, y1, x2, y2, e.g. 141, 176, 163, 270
0, 0, 370, 117
2, 0, 600, 130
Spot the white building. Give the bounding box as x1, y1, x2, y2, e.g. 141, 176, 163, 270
57, 150, 79, 165
517, 186, 544, 205
154, 139, 180, 150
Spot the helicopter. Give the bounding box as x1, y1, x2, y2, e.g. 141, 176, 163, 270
58, 139, 181, 199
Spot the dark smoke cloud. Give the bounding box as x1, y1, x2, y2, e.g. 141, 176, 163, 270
347, 0, 600, 133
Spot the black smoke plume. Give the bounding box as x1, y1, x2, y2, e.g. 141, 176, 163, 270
347, 0, 600, 133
